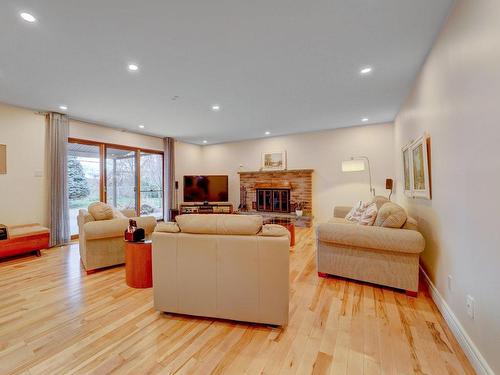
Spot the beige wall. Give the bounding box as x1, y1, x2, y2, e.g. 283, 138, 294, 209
394, 0, 499, 372
0, 102, 165, 227
70, 120, 163, 151
176, 123, 395, 223
0, 103, 48, 226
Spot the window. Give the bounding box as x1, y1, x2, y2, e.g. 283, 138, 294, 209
67, 139, 164, 236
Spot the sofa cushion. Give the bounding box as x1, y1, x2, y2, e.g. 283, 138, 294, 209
176, 214, 263, 235
375, 202, 407, 228
155, 222, 181, 233
358, 203, 377, 226
88, 202, 114, 221
371, 195, 390, 210
259, 224, 289, 237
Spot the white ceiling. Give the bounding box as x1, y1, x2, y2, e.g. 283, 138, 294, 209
0, 0, 453, 144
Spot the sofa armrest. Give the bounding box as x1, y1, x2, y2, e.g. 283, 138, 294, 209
333, 206, 352, 219
84, 216, 157, 240
316, 222, 425, 254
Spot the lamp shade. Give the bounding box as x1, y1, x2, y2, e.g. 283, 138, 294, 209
341, 159, 366, 172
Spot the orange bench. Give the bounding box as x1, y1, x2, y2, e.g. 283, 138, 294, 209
0, 224, 50, 259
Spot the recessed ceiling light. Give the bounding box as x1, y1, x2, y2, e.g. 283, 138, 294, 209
59, 105, 68, 111
202, 140, 208, 144
361, 117, 369, 122
128, 64, 139, 72
211, 104, 221, 112
138, 124, 145, 129
20, 12, 36, 23
265, 131, 271, 135
360, 66, 373, 75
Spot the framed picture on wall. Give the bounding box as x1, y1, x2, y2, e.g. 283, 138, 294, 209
261, 150, 287, 171
401, 134, 431, 199
410, 135, 431, 199
0, 144, 6, 174
402, 143, 412, 197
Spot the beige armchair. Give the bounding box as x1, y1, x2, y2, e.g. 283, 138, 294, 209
77, 209, 156, 273
316, 199, 425, 294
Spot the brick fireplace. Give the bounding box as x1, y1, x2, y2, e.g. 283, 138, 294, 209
238, 169, 313, 226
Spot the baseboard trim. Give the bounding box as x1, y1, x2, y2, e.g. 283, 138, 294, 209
420, 266, 494, 375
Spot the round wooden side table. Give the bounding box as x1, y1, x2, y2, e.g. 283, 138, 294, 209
125, 240, 152, 288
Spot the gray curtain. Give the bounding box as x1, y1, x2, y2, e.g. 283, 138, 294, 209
47, 113, 70, 246
163, 137, 175, 221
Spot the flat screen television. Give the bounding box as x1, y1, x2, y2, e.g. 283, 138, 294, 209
183, 175, 229, 203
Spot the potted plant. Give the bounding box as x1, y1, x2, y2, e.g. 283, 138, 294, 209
294, 201, 304, 217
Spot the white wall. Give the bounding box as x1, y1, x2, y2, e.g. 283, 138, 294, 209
176, 123, 395, 223
0, 102, 165, 227
394, 0, 499, 372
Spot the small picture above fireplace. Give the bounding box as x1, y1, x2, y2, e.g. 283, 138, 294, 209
261, 150, 287, 171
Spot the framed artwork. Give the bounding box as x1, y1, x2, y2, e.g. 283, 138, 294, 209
261, 151, 287, 171
402, 143, 412, 197
401, 135, 431, 199
0, 144, 6, 174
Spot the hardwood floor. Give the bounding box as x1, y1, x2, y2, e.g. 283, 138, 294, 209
0, 228, 474, 375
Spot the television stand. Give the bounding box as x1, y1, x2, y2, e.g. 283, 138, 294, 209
180, 203, 233, 215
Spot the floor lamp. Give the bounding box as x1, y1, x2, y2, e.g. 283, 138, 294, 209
341, 156, 375, 196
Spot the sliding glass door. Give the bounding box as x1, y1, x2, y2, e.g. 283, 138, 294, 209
140, 151, 163, 219
67, 142, 102, 236
106, 147, 137, 211
67, 139, 164, 237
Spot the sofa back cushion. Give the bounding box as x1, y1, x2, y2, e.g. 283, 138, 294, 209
375, 202, 407, 228
88, 202, 114, 221
176, 214, 263, 235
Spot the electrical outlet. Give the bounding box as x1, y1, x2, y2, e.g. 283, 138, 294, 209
447, 275, 453, 292
466, 295, 475, 319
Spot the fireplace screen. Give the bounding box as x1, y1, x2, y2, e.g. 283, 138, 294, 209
256, 189, 290, 213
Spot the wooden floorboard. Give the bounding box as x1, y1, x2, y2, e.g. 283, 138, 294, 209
0, 228, 475, 375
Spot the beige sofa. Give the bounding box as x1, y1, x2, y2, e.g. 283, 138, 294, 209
78, 208, 156, 273
316, 197, 425, 294
152, 214, 290, 325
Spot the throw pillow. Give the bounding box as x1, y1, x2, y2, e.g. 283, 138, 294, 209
113, 209, 127, 219
259, 224, 289, 237
88, 202, 114, 221
375, 202, 407, 228
358, 203, 378, 226
155, 222, 181, 233
371, 195, 390, 210
345, 201, 368, 222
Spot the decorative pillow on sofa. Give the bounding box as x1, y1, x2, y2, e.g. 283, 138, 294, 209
155, 222, 181, 233
88, 202, 114, 221
371, 195, 390, 210
374, 202, 407, 228
259, 224, 289, 237
357, 202, 378, 226
112, 209, 127, 219
345, 201, 368, 222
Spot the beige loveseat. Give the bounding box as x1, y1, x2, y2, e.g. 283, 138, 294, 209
152, 214, 290, 325
316, 197, 425, 294
78, 206, 156, 273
